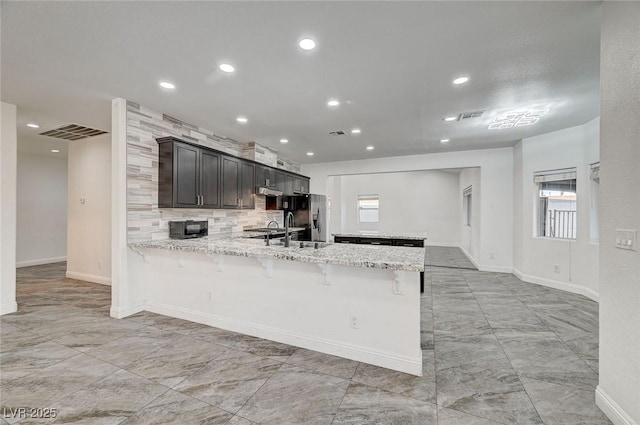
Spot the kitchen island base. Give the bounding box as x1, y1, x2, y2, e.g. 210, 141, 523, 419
128, 248, 423, 376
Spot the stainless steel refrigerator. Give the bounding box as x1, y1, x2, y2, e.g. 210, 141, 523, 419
285, 194, 327, 242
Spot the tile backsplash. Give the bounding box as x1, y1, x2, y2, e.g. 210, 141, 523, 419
126, 101, 285, 242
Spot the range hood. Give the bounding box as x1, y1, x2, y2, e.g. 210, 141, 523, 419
257, 187, 283, 196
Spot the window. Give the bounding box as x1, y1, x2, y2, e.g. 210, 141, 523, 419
357, 195, 379, 223
535, 169, 577, 239
463, 186, 472, 226
590, 162, 599, 242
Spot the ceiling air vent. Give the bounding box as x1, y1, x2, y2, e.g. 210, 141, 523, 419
39, 123, 109, 141
458, 110, 485, 121
329, 130, 346, 136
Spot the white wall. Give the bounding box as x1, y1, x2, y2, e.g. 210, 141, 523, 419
66, 134, 111, 285
303, 147, 514, 272
459, 168, 481, 263
0, 102, 18, 315
327, 170, 461, 245
513, 118, 600, 300
16, 153, 68, 267
597, 3, 640, 424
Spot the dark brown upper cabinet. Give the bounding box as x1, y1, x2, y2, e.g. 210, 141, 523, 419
157, 136, 308, 210
158, 139, 221, 208
256, 165, 277, 189
221, 156, 241, 208
240, 161, 255, 209
301, 177, 310, 194
218, 153, 255, 209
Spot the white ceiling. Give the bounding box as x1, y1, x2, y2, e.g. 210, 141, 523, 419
2, 1, 601, 163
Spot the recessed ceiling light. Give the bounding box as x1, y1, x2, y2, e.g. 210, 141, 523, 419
159, 81, 175, 89
50, 149, 60, 153
219, 63, 235, 73
440, 139, 450, 143
27, 123, 40, 128
488, 109, 550, 130
307, 152, 314, 156
366, 146, 374, 151
444, 116, 457, 122
453, 76, 469, 85
351, 128, 361, 134
236, 116, 248, 124
280, 139, 289, 144
327, 99, 340, 107
299, 38, 316, 51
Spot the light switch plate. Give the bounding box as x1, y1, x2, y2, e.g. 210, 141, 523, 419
615, 229, 638, 251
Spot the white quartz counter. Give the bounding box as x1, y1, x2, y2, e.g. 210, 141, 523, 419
332, 232, 428, 241
129, 236, 424, 272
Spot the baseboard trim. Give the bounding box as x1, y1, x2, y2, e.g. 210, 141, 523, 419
458, 245, 481, 269
145, 302, 423, 376
0, 302, 18, 315
512, 268, 599, 302
479, 264, 514, 273
110, 302, 145, 319
16, 256, 66, 268
595, 385, 637, 425
66, 271, 111, 286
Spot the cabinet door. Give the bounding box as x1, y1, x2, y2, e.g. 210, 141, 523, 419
174, 143, 200, 207
266, 167, 277, 188
200, 150, 221, 208
275, 171, 286, 193
293, 176, 302, 194
301, 178, 310, 194
221, 156, 240, 208
255, 165, 267, 187
284, 174, 294, 196
334, 236, 359, 244
240, 161, 255, 209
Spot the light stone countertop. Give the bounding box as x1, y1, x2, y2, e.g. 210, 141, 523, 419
128, 236, 425, 272
332, 232, 428, 241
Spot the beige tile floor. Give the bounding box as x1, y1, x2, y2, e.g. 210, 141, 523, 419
0, 258, 610, 424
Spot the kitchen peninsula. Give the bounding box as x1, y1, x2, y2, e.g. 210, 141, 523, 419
128, 236, 425, 375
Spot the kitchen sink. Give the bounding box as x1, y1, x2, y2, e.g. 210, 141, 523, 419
248, 227, 287, 232
267, 240, 329, 249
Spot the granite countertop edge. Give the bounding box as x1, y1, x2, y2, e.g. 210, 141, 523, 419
128, 238, 424, 272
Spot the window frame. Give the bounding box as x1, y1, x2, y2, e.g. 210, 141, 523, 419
357, 194, 379, 224
534, 169, 577, 240
463, 186, 472, 227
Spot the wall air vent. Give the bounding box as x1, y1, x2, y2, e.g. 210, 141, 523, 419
39, 123, 109, 141
329, 131, 346, 136
458, 110, 485, 120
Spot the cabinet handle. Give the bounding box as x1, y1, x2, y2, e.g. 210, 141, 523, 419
371, 242, 381, 245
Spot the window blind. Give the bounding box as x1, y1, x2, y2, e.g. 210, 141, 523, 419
463, 186, 472, 197
533, 168, 577, 183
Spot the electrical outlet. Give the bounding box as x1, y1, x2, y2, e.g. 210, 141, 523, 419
489, 253, 495, 260
97, 261, 102, 270
207, 291, 213, 301
554, 265, 560, 273
349, 314, 358, 329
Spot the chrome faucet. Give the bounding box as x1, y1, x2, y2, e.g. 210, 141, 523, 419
266, 220, 279, 229
284, 212, 294, 247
